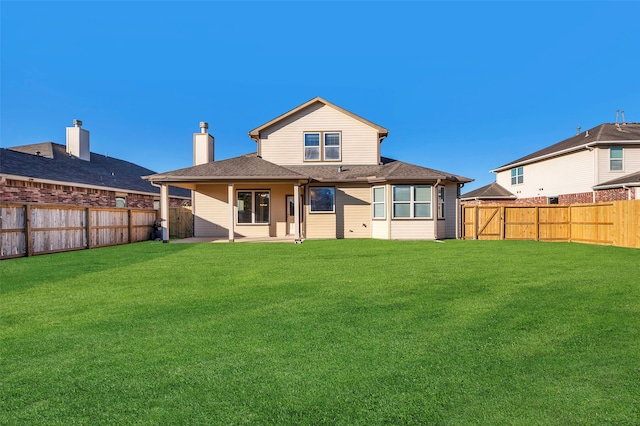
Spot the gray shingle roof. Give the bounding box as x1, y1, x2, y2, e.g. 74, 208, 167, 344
461, 182, 516, 200
495, 123, 640, 171
1, 142, 190, 198
594, 170, 640, 188
145, 154, 473, 184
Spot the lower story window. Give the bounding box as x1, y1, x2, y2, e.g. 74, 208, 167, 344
309, 187, 335, 213
372, 186, 386, 218
392, 185, 432, 218
237, 191, 270, 224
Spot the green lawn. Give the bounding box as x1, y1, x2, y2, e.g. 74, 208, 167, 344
1, 240, 639, 425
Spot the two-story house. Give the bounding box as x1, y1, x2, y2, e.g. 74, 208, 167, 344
145, 97, 472, 242
462, 121, 640, 204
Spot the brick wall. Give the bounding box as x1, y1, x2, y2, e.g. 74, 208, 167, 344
462, 188, 635, 206
0, 179, 190, 208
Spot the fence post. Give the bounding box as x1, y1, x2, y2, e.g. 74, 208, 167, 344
85, 207, 91, 249
535, 206, 540, 241
500, 206, 506, 240
25, 204, 32, 257
568, 204, 572, 243
474, 206, 479, 240
128, 209, 133, 244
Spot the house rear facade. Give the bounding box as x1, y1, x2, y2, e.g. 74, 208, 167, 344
145, 97, 472, 241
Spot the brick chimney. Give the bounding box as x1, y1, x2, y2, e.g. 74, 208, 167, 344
193, 121, 214, 165
66, 119, 90, 161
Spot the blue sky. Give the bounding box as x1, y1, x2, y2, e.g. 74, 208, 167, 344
2, 1, 639, 192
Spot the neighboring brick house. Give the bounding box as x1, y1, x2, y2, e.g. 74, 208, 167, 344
462, 120, 640, 205
0, 120, 191, 208
145, 97, 472, 242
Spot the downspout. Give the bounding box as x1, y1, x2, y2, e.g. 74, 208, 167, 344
433, 179, 441, 240
623, 185, 631, 201
591, 144, 598, 203
150, 181, 170, 243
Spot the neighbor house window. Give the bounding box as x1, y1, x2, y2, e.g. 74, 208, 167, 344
610, 147, 623, 171
115, 194, 127, 208
437, 186, 445, 219
304, 133, 320, 161
237, 191, 270, 224
511, 167, 524, 185
392, 185, 432, 219
304, 132, 341, 162
309, 187, 335, 213
372, 186, 386, 219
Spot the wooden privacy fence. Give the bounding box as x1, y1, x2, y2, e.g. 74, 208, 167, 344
0, 203, 158, 259
462, 200, 640, 248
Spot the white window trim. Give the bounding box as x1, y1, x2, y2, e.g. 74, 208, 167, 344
303, 131, 341, 162
392, 185, 432, 219
610, 147, 624, 172
372, 185, 386, 219
236, 190, 270, 225
309, 186, 335, 213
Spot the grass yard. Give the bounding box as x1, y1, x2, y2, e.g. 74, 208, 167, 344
1, 239, 639, 425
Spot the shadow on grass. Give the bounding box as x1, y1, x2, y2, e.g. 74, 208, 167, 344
0, 241, 197, 295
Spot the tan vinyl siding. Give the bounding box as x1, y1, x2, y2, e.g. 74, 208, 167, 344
390, 220, 435, 240
193, 184, 228, 237
597, 146, 640, 184
259, 103, 380, 166
305, 209, 336, 239
336, 186, 371, 238
496, 149, 595, 198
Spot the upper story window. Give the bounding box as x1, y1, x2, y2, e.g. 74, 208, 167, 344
610, 147, 623, 171
511, 166, 524, 185
304, 132, 341, 162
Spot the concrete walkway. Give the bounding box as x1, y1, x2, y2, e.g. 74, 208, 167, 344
170, 236, 300, 243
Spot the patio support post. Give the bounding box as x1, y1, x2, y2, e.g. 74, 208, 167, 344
294, 183, 301, 241
228, 183, 235, 242
160, 183, 169, 243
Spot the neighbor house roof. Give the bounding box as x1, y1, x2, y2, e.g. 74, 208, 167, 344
493, 123, 640, 172
1, 142, 190, 198
248, 97, 389, 140
144, 153, 473, 185
460, 182, 516, 200
593, 170, 640, 189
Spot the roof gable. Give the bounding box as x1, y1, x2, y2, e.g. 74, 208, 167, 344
494, 123, 640, 171
461, 182, 515, 200
248, 97, 388, 140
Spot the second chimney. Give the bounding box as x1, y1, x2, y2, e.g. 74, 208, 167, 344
193, 121, 214, 165
66, 119, 90, 161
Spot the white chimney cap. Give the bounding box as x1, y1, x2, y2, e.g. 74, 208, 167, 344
200, 122, 208, 133
73, 119, 83, 127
